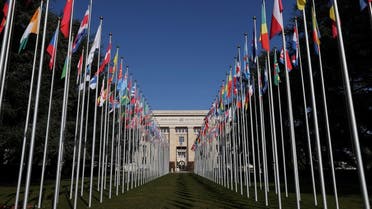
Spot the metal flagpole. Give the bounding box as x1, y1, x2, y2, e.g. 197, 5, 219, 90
122, 85, 129, 193
0, 0, 15, 111
294, 18, 317, 205
332, 1, 370, 208
70, 72, 82, 199
266, 53, 282, 209
98, 77, 105, 192
53, 32, 74, 209
109, 47, 119, 198
254, 16, 268, 205
80, 0, 93, 196
22, 1, 50, 208
279, 9, 301, 208
0, 0, 15, 112
302, 7, 327, 208
38, 19, 60, 208
89, 16, 103, 207
252, 66, 262, 191
14, 1, 43, 207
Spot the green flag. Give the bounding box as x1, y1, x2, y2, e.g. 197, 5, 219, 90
273, 51, 280, 86
61, 56, 68, 79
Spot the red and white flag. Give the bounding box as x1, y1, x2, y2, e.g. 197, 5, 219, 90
270, 0, 284, 39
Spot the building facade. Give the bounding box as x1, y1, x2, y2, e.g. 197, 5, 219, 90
153, 110, 208, 172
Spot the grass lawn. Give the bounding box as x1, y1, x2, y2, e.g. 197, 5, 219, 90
0, 173, 368, 209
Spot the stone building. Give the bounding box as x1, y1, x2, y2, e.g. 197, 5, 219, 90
153, 110, 207, 172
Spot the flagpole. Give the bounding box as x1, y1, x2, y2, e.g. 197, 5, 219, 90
80, 0, 93, 197
278, 5, 301, 205
22, 0, 50, 207
0, 0, 15, 111
294, 17, 317, 205
266, 53, 282, 208
88, 15, 103, 207
109, 46, 119, 198
14, 1, 43, 207
0, 0, 15, 112
70, 54, 83, 199
254, 16, 269, 205
98, 76, 105, 192
53, 0, 76, 204
37, 19, 60, 209
252, 73, 261, 191
302, 7, 327, 208
332, 1, 370, 208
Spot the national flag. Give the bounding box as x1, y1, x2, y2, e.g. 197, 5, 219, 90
19, 6, 41, 53
46, 27, 59, 70
273, 50, 280, 86
329, 3, 338, 38
291, 25, 299, 67
61, 56, 68, 79
227, 71, 233, 98
77, 49, 84, 81
87, 24, 102, 66
251, 27, 258, 63
110, 48, 119, 84
360, 0, 372, 10
243, 34, 250, 80
60, 0, 73, 38
270, 0, 284, 39
280, 48, 293, 71
261, 67, 268, 95
260, 0, 270, 51
312, 7, 321, 55
72, 7, 89, 53
297, 0, 306, 10
98, 42, 112, 74
0, 0, 9, 34
97, 79, 107, 107
89, 75, 97, 89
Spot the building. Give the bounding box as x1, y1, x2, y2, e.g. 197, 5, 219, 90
153, 110, 208, 172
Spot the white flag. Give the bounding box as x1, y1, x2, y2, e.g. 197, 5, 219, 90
87, 24, 101, 66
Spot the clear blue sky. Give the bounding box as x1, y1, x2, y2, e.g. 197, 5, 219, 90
50, 0, 296, 110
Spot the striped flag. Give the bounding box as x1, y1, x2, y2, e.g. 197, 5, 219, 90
260, 0, 270, 51
329, 3, 338, 38
19, 7, 41, 53
46, 27, 59, 70
72, 7, 89, 53
312, 7, 321, 55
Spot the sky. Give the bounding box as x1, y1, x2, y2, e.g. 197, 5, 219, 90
50, 0, 296, 110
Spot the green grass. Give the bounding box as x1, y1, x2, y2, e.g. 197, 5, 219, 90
0, 173, 368, 209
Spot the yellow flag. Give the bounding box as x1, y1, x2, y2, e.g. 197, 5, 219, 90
297, 0, 306, 10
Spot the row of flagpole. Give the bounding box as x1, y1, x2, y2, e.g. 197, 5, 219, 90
0, 0, 169, 208
193, 0, 370, 209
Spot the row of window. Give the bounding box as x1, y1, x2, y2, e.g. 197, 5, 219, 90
160, 127, 201, 134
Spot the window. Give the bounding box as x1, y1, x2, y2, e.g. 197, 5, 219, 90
179, 136, 184, 145
175, 127, 187, 133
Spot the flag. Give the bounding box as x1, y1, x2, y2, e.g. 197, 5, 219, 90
77, 49, 84, 78
61, 56, 68, 79
72, 7, 89, 53
46, 27, 59, 70
273, 50, 280, 86
312, 7, 321, 55
329, 3, 338, 38
19, 7, 41, 53
270, 0, 284, 39
97, 79, 107, 107
260, 0, 270, 51
280, 48, 293, 71
110, 48, 119, 84
243, 34, 250, 80
297, 0, 306, 10
89, 75, 97, 89
261, 67, 268, 95
360, 0, 372, 10
251, 27, 257, 63
227, 71, 233, 98
87, 24, 102, 66
60, 0, 73, 38
0, 0, 9, 34
291, 25, 299, 67
98, 42, 112, 74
